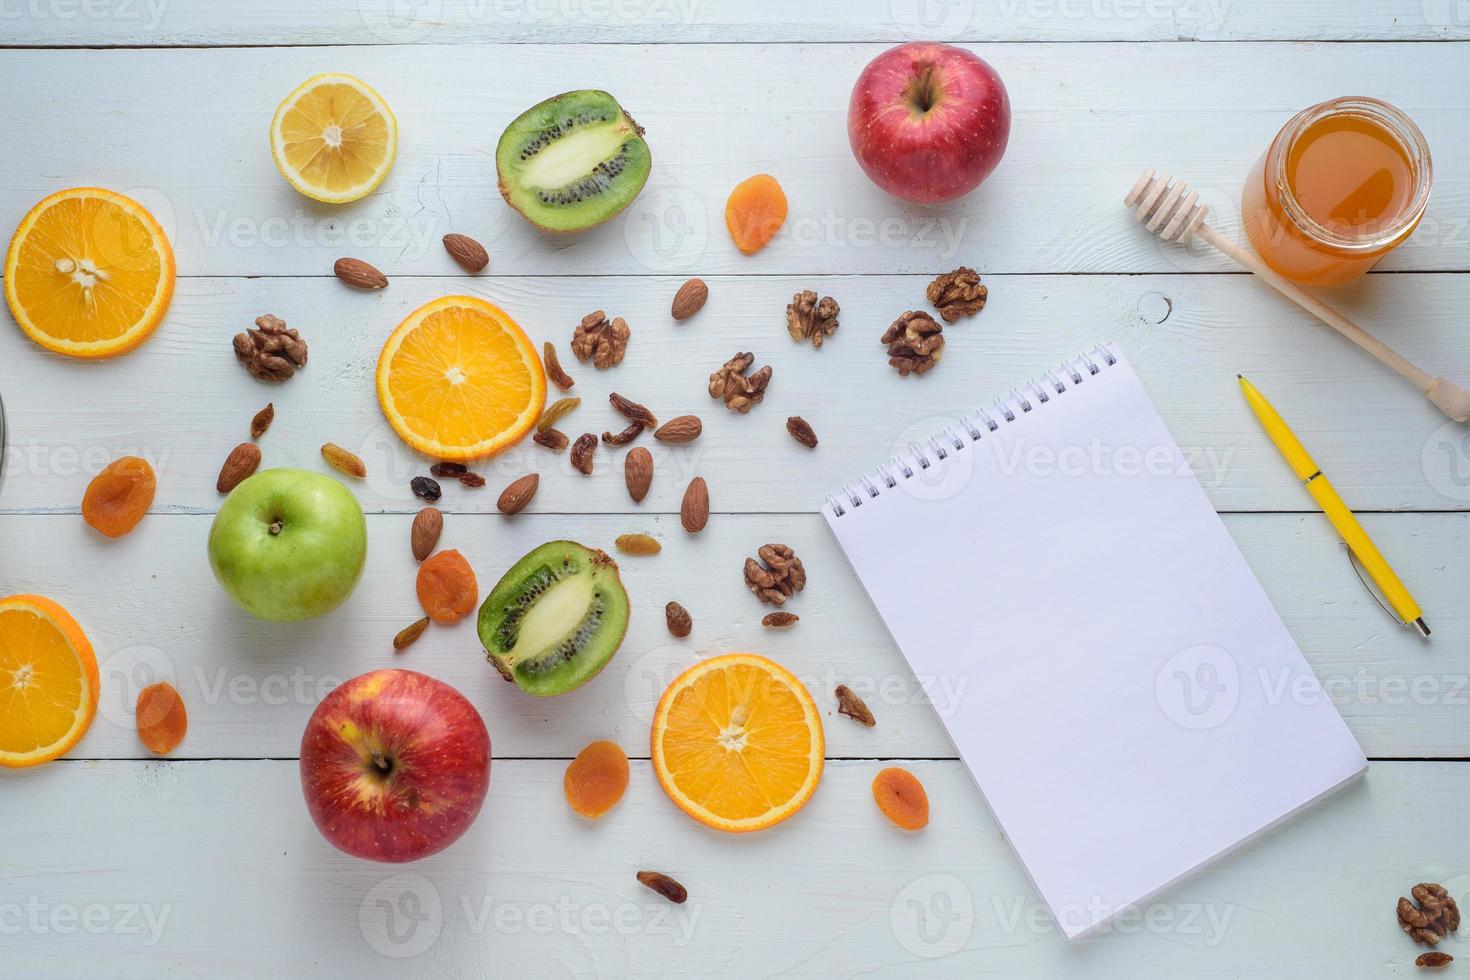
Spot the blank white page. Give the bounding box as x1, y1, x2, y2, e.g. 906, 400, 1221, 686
824, 346, 1366, 940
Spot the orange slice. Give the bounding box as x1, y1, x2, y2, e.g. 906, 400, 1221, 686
270, 73, 397, 204
651, 652, 824, 833
0, 595, 99, 768
4, 188, 175, 358
376, 295, 546, 461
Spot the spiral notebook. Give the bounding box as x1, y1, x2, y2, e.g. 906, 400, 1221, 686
824, 344, 1366, 940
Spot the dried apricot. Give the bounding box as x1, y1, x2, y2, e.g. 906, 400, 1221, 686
564, 739, 629, 819
872, 766, 929, 830
416, 549, 478, 623
135, 681, 187, 755
82, 455, 156, 538
725, 174, 788, 254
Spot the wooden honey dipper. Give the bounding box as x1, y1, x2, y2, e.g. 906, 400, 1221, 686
1126, 169, 1470, 422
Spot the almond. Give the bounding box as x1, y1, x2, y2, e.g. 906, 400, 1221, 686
321, 442, 367, 479
497, 473, 539, 515
625, 447, 652, 503
442, 233, 489, 273
411, 507, 443, 561
334, 257, 388, 289
653, 415, 702, 444
217, 443, 261, 494
680, 476, 709, 533
671, 278, 708, 320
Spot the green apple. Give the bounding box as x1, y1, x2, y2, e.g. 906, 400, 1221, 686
208, 468, 368, 622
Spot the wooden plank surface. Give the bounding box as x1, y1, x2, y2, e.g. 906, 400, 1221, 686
3, 759, 1465, 976
0, 43, 1467, 278
3, 274, 1469, 516
2, 511, 1463, 761
3, 0, 1468, 46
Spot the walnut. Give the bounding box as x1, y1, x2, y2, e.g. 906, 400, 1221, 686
708, 351, 773, 413
744, 543, 806, 606
233, 314, 308, 383
881, 311, 944, 377
1399, 883, 1461, 946
570, 311, 629, 369
786, 290, 839, 348
926, 267, 988, 322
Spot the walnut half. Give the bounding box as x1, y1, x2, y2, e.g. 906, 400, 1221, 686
570, 311, 629, 369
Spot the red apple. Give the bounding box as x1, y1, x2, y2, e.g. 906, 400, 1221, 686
300, 669, 490, 863
847, 42, 1011, 203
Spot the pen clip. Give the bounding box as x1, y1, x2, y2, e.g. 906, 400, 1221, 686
1343, 543, 1428, 636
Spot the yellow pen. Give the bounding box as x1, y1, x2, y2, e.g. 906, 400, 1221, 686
1238, 375, 1428, 637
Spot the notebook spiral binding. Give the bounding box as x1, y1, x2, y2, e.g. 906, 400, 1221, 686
825, 344, 1118, 518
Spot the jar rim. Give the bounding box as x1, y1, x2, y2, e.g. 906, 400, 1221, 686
1272, 96, 1433, 253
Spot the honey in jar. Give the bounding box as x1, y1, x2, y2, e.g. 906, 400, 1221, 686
1241, 97, 1431, 286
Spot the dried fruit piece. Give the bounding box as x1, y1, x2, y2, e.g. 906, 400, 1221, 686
571, 433, 597, 475
459, 472, 486, 488
393, 616, 431, 652
250, 403, 275, 439
708, 351, 772, 413
497, 474, 539, 515
216, 443, 261, 495
616, 533, 661, 556
563, 740, 630, 819
416, 549, 478, 624
602, 422, 644, 445
786, 290, 839, 348
786, 416, 818, 448
926, 266, 987, 322
321, 443, 366, 479
763, 611, 799, 629
671, 278, 708, 320
625, 447, 653, 502
334, 256, 388, 289
872, 767, 928, 830
537, 396, 581, 433
411, 475, 442, 501
430, 461, 468, 478
234, 313, 308, 383
571, 311, 629, 368
680, 477, 709, 533
411, 507, 443, 561
836, 684, 876, 727
82, 456, 157, 537
543, 341, 575, 391
135, 681, 187, 755
1418, 952, 1453, 968
609, 392, 657, 428
725, 173, 788, 254
442, 233, 489, 273
535, 428, 569, 452
744, 543, 805, 606
665, 601, 691, 638
654, 416, 702, 444
636, 871, 688, 904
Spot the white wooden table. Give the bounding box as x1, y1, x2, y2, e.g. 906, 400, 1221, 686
3, 4, 1468, 976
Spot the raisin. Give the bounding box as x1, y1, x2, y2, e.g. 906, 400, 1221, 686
416, 549, 478, 623
136, 682, 187, 755
82, 456, 157, 538
563, 740, 630, 819
459, 472, 486, 488
429, 462, 467, 478
411, 475, 442, 501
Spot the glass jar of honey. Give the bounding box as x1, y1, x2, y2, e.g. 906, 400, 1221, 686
1241, 97, 1431, 286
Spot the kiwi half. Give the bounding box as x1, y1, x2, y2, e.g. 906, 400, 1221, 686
477, 540, 630, 697
495, 90, 651, 233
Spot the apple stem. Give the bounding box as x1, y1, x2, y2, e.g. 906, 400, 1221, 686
372, 751, 392, 774
908, 63, 939, 114
269, 519, 283, 536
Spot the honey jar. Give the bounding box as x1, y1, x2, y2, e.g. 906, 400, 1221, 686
1241, 97, 1431, 286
